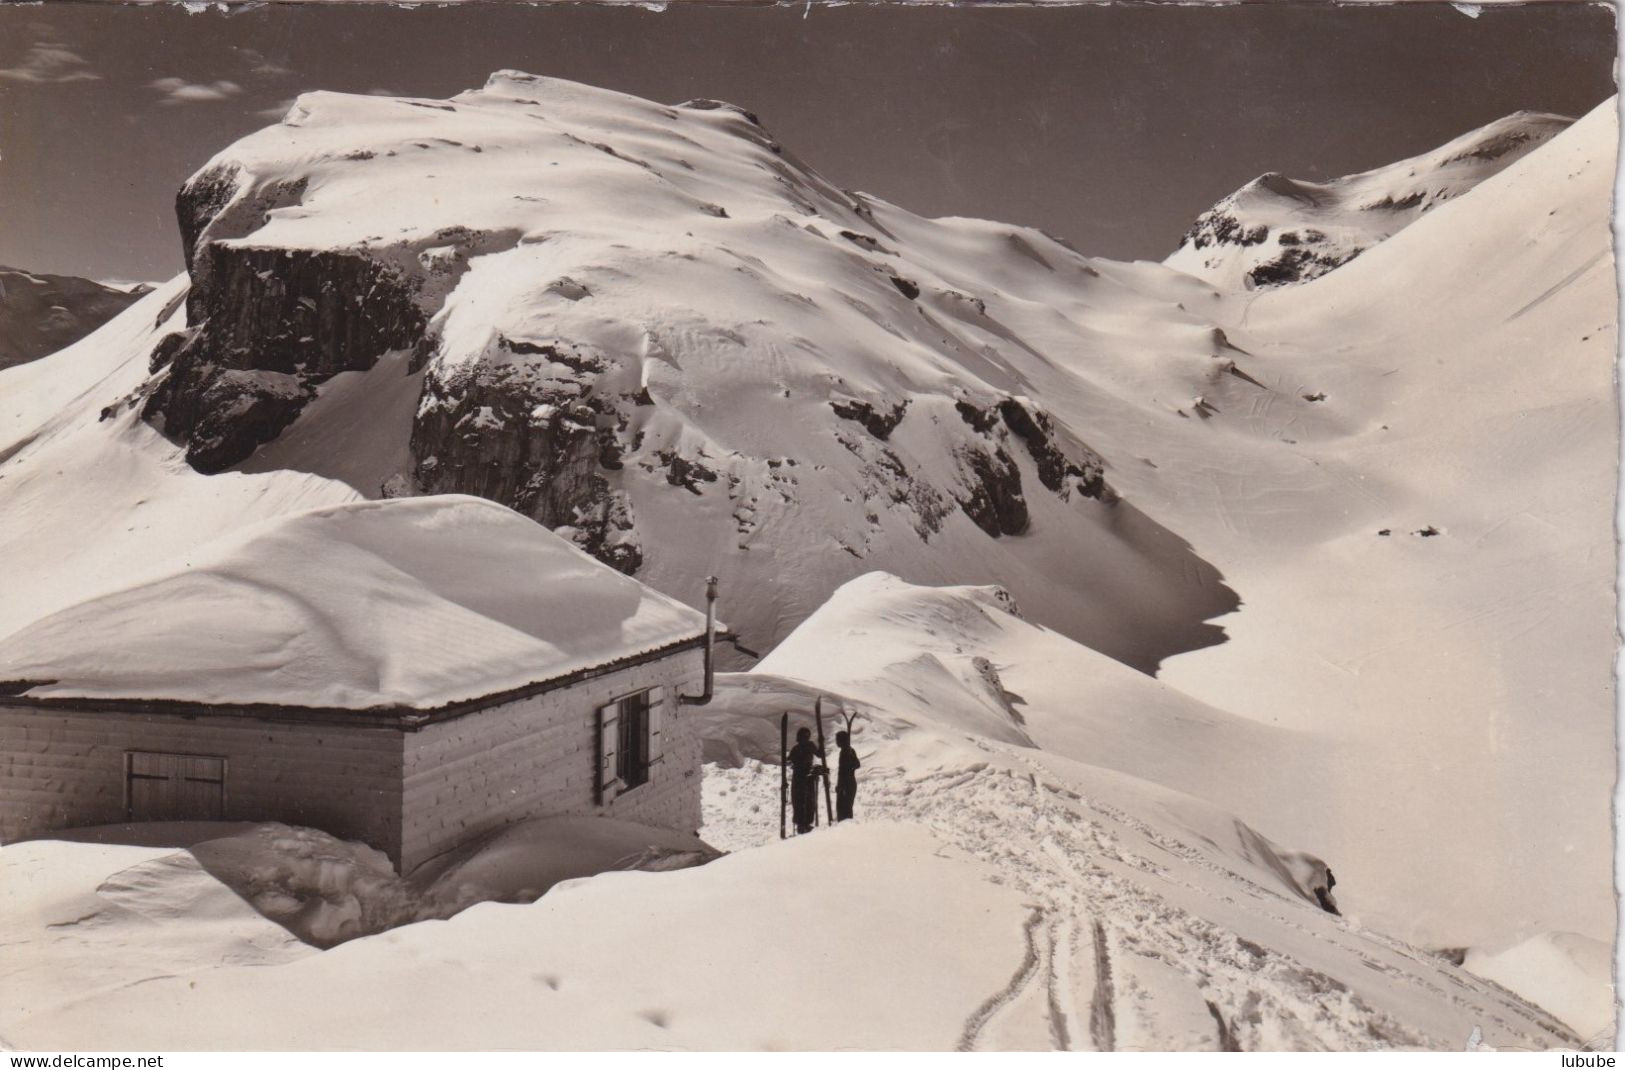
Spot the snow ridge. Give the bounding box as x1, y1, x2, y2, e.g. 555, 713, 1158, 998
1166, 111, 1572, 289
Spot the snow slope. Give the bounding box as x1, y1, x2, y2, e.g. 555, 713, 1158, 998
0, 495, 704, 709
705, 573, 1610, 1048
1464, 933, 1616, 1047
1, 575, 1597, 1051
1150, 98, 1619, 950
1165, 111, 1572, 290
0, 278, 360, 641
743, 572, 1321, 827
3, 791, 1580, 1052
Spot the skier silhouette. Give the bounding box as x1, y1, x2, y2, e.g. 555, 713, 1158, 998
835, 730, 860, 822
1314, 868, 1341, 916
788, 726, 823, 834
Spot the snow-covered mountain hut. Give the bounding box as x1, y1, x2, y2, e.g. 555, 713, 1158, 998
0, 496, 715, 872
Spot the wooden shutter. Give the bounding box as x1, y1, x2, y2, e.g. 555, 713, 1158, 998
647, 687, 665, 766
127, 752, 224, 821
597, 701, 623, 804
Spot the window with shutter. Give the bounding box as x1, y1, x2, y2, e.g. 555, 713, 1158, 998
599, 687, 663, 800
647, 686, 665, 767
597, 702, 623, 804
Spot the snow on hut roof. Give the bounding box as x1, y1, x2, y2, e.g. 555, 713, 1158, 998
0, 495, 707, 711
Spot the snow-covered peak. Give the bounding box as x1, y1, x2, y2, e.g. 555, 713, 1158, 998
0, 495, 705, 710
138, 72, 1242, 671
183, 70, 859, 267
1166, 110, 1572, 289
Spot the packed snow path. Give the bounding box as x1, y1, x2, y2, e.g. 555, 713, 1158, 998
704, 747, 1582, 1052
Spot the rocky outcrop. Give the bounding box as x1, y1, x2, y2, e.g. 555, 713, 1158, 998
1243, 243, 1360, 288
411, 345, 641, 573
144, 167, 430, 473
144, 359, 313, 474
182, 244, 425, 377
996, 398, 1106, 499
941, 395, 1113, 536
1180, 209, 1271, 253
957, 396, 1108, 499
955, 445, 1028, 538
830, 398, 909, 440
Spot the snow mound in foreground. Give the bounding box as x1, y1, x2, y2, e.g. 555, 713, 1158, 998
6, 824, 1034, 1050
39, 813, 718, 943
185, 817, 717, 948
0, 840, 312, 1033
1464, 932, 1616, 1046
0, 495, 704, 709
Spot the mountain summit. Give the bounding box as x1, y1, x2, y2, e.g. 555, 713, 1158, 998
1165, 110, 1572, 289
125, 71, 1241, 668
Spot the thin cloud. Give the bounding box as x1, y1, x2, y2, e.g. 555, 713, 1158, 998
150, 77, 244, 105
0, 41, 101, 84
254, 96, 298, 121
233, 47, 294, 79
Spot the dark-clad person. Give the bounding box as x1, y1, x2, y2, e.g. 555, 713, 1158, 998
788, 726, 823, 834
835, 729, 860, 822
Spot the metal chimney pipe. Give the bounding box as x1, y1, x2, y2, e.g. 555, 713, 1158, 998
680, 576, 719, 706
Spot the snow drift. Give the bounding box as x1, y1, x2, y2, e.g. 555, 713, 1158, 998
0, 495, 704, 709
184, 816, 717, 947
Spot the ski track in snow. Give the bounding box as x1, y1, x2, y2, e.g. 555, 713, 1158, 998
956, 907, 1044, 1051
1090, 919, 1117, 1051
702, 750, 1580, 1052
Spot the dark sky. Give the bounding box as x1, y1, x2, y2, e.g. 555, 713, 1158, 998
0, 2, 1615, 281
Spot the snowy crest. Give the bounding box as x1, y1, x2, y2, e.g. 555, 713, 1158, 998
1166, 111, 1573, 289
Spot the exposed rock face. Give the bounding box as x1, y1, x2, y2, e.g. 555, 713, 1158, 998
144, 172, 428, 473
411, 346, 642, 573
995, 398, 1106, 499
182, 244, 425, 377
144, 358, 313, 474
1244, 243, 1360, 288
955, 395, 1108, 516
830, 398, 909, 440
955, 445, 1028, 537
1180, 210, 1271, 253
0, 267, 150, 370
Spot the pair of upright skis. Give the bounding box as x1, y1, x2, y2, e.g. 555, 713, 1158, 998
779, 696, 856, 839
